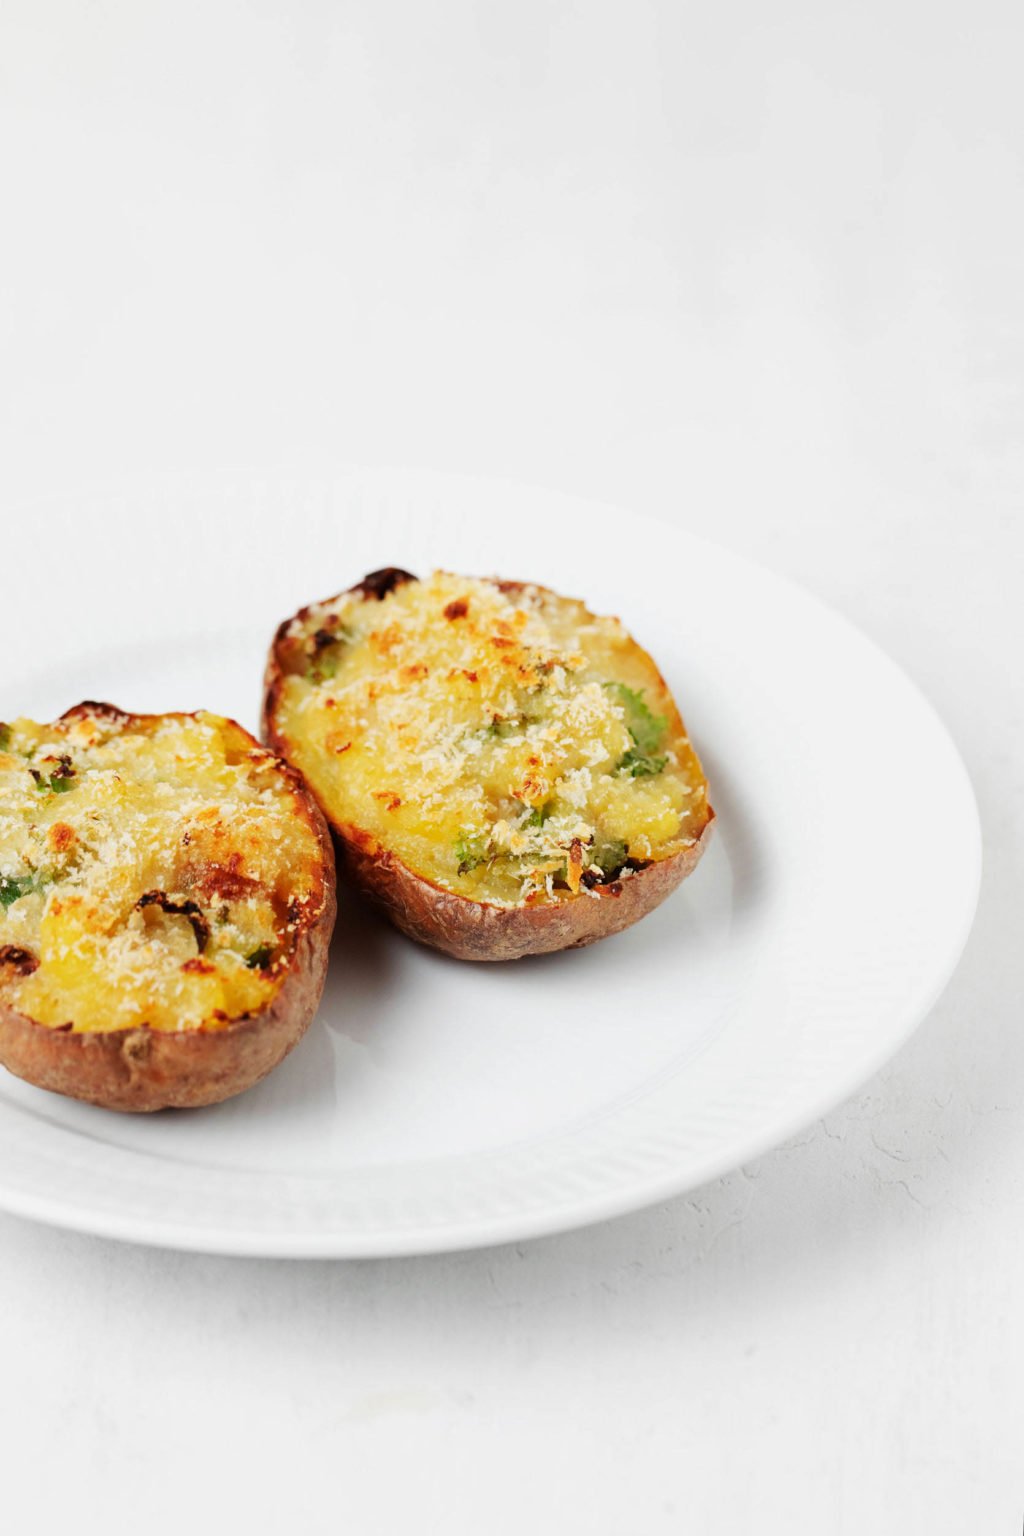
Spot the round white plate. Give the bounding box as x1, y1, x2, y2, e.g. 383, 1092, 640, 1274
0, 472, 980, 1256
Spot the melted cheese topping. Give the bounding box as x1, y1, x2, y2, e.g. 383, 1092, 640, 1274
0, 710, 324, 1033
272, 572, 710, 907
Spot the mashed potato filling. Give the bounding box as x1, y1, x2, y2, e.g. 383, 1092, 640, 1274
0, 710, 323, 1032
274, 572, 710, 907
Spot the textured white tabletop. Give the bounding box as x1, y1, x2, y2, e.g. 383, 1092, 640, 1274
0, 3, 1020, 1531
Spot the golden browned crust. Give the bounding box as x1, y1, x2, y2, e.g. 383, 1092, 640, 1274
0, 706, 337, 1111
263, 573, 713, 963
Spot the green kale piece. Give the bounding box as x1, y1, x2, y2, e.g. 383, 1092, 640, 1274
604, 683, 668, 777
454, 835, 488, 875
306, 625, 352, 684
0, 874, 34, 908
591, 839, 629, 876
619, 748, 668, 778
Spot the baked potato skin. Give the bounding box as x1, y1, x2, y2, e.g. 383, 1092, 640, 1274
335, 817, 713, 962
0, 705, 337, 1112
263, 571, 713, 963
0, 911, 332, 1109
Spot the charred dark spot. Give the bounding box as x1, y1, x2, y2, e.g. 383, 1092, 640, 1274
444, 598, 469, 620
0, 944, 38, 977
55, 1021, 74, 1033
59, 701, 133, 728
135, 891, 210, 952
0, 945, 39, 975
355, 567, 417, 601
312, 628, 337, 652
49, 754, 75, 781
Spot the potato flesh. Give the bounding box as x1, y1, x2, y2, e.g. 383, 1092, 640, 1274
0, 712, 323, 1033
274, 573, 710, 907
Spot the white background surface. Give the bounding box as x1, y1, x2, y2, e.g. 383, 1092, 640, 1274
0, 2, 1020, 1531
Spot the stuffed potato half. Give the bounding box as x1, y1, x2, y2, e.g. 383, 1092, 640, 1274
0, 704, 336, 1111
264, 569, 713, 960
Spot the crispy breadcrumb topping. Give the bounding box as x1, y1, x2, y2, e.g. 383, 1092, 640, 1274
0, 709, 324, 1032
273, 573, 710, 907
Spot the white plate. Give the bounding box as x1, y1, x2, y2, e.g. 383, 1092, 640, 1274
0, 472, 980, 1256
